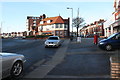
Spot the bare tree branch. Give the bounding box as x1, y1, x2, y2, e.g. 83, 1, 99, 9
72, 17, 85, 37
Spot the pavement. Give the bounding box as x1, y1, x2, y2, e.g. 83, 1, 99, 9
23, 37, 112, 79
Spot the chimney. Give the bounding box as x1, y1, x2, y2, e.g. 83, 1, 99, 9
42, 14, 46, 19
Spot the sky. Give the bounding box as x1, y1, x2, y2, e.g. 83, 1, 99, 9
1, 0, 114, 33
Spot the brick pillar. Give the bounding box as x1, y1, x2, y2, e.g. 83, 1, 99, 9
110, 53, 120, 78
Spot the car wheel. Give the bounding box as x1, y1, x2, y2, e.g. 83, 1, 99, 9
11, 61, 23, 77
105, 44, 112, 51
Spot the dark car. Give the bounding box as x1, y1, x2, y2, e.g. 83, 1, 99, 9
98, 32, 120, 51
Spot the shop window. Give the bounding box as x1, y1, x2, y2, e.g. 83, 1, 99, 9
64, 31, 67, 36
60, 31, 63, 35
55, 31, 59, 35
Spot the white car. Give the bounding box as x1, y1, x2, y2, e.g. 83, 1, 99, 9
0, 53, 26, 79
45, 36, 61, 48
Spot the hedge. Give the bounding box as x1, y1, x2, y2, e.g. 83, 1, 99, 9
26, 35, 53, 38
26, 35, 35, 38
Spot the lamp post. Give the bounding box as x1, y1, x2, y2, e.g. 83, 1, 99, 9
67, 7, 73, 36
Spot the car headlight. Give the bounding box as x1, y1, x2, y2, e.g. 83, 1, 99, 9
45, 41, 48, 44
56, 41, 59, 44
99, 42, 105, 45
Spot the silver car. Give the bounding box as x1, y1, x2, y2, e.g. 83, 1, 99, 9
0, 53, 26, 79
45, 36, 61, 48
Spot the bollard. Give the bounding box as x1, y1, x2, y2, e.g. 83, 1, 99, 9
77, 37, 81, 43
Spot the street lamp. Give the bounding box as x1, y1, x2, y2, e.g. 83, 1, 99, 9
67, 7, 73, 36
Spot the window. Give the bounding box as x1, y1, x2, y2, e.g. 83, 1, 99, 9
64, 24, 68, 28
64, 31, 67, 36
55, 31, 59, 35
52, 26, 54, 28
33, 24, 36, 26
50, 20, 53, 22
47, 20, 50, 23
33, 20, 36, 23
60, 24, 63, 28
32, 17, 35, 19
39, 26, 43, 31
60, 31, 63, 35
40, 21, 43, 24
98, 23, 102, 26
44, 21, 46, 23
56, 24, 59, 28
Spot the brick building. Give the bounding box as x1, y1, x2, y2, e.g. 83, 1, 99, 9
104, 0, 120, 37
112, 0, 120, 33
38, 16, 70, 38
26, 14, 70, 38
26, 14, 46, 36
80, 19, 105, 37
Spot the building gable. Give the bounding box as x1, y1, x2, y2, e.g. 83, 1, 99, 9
39, 16, 65, 26
54, 16, 64, 24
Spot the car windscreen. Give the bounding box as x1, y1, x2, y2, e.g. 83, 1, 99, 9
48, 37, 58, 40
107, 33, 117, 39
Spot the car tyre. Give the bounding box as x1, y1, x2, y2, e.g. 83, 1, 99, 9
105, 44, 112, 51
10, 61, 23, 77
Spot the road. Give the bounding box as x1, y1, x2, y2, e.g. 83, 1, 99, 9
2, 39, 59, 78
2, 38, 119, 79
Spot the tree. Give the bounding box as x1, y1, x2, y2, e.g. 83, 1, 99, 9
73, 17, 85, 37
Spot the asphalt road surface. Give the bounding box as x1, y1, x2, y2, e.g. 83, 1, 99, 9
2, 39, 59, 79
2, 38, 119, 80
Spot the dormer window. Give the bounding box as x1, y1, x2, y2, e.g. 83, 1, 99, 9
50, 20, 53, 22
40, 21, 43, 24
43, 21, 46, 23
47, 20, 51, 23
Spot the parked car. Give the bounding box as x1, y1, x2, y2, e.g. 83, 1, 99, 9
45, 36, 61, 48
0, 53, 26, 79
98, 32, 120, 51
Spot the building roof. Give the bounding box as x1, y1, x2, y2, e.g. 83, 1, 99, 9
38, 16, 67, 26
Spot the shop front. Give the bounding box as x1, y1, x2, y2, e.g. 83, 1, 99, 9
112, 20, 120, 33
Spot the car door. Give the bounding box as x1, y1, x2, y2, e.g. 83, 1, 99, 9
111, 33, 120, 48
0, 54, 2, 79
115, 33, 120, 48
2, 55, 12, 78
